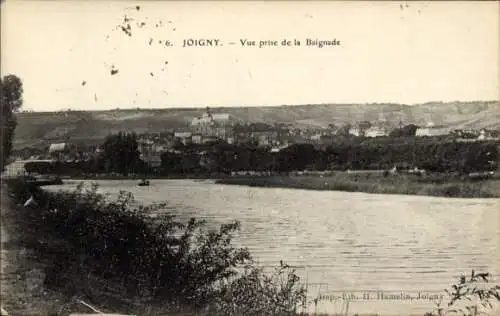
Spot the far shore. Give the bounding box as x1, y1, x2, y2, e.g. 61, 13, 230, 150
215, 173, 500, 198
40, 171, 500, 198
63, 174, 227, 181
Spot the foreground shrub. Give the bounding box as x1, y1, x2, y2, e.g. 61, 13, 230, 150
208, 261, 307, 316
425, 270, 500, 316
4, 179, 306, 315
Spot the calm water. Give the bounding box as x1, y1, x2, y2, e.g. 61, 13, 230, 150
47, 179, 500, 315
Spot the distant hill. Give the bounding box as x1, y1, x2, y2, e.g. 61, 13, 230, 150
13, 101, 500, 149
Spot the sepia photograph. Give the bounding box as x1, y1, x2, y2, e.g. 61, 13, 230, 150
1, 1, 499, 315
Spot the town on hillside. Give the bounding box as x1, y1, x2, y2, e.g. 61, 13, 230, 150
4, 106, 500, 178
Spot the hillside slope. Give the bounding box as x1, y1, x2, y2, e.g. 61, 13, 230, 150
13, 101, 500, 148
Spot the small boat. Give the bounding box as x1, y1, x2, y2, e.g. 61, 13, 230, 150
138, 179, 150, 186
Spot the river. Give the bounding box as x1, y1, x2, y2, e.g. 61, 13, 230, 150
46, 179, 500, 315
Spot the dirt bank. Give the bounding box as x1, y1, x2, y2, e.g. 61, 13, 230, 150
0, 182, 74, 315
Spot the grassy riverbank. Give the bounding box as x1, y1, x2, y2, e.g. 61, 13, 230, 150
1, 179, 306, 315
216, 173, 500, 198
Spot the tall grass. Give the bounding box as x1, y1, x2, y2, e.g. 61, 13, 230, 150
425, 270, 500, 316
216, 173, 500, 198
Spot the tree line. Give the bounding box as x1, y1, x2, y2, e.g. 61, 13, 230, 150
1, 74, 23, 171
25, 132, 499, 176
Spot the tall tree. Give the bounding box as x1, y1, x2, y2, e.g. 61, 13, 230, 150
389, 124, 419, 137
101, 132, 141, 175
336, 123, 352, 137
1, 74, 23, 171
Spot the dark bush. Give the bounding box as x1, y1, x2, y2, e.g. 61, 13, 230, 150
425, 270, 500, 316
4, 179, 306, 315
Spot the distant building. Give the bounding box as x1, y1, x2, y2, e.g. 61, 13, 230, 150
348, 127, 361, 137
173, 131, 192, 145
174, 131, 192, 138
191, 107, 235, 140
311, 134, 335, 145
48, 142, 74, 160
365, 126, 388, 137
189, 134, 218, 145
48, 143, 70, 154
2, 160, 29, 177
141, 154, 162, 168
477, 129, 499, 141
234, 132, 252, 145
191, 111, 231, 126
192, 134, 203, 144
12, 147, 46, 160
137, 139, 153, 154
1, 159, 56, 178
251, 131, 279, 147
154, 145, 167, 153
450, 129, 479, 139
270, 143, 293, 153
415, 127, 451, 137
137, 137, 167, 155
476, 132, 487, 141
310, 134, 322, 142
201, 136, 218, 144
283, 134, 309, 144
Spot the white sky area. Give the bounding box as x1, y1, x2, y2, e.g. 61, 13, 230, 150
1, 1, 499, 112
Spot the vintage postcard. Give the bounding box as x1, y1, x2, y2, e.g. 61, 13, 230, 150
1, 1, 499, 315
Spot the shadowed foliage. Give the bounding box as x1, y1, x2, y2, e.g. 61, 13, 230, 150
1, 74, 23, 170
425, 270, 500, 316
4, 179, 306, 315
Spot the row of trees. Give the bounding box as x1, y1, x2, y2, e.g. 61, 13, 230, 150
25, 132, 499, 176
195, 140, 498, 173
1, 74, 23, 171
101, 132, 141, 175
326, 122, 419, 137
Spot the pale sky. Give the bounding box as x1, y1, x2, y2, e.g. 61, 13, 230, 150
1, 1, 499, 111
